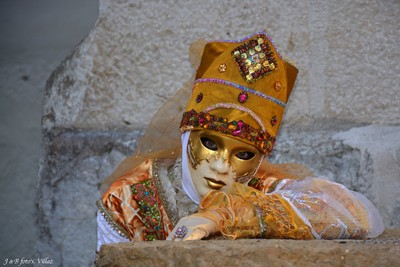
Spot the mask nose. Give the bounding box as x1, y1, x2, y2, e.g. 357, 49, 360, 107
209, 157, 230, 174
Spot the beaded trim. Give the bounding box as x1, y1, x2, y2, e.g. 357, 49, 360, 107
194, 78, 286, 107
152, 160, 179, 227
96, 200, 130, 239
180, 109, 275, 154
255, 205, 267, 238
203, 103, 266, 132
206, 31, 298, 71
131, 180, 165, 241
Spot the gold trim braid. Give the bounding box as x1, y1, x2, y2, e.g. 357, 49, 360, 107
96, 199, 130, 239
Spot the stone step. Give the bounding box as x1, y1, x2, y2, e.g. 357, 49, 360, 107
97, 229, 400, 267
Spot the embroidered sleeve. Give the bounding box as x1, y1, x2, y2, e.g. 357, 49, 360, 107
197, 180, 384, 240
275, 177, 384, 239
198, 183, 314, 240
99, 160, 153, 241
248, 176, 282, 193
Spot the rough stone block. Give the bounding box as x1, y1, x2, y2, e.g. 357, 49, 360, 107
42, 0, 400, 133
37, 130, 141, 266
96, 229, 400, 267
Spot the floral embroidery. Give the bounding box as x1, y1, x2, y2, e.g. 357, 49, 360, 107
248, 177, 262, 189
131, 180, 165, 241
231, 34, 278, 83
180, 109, 275, 154
274, 81, 282, 92
218, 63, 227, 73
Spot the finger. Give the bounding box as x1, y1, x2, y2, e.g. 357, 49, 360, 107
183, 229, 206, 241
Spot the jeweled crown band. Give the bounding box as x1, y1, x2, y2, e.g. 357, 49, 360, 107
180, 109, 275, 154
203, 103, 266, 132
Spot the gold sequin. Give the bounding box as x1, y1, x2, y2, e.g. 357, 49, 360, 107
218, 63, 227, 73
231, 35, 278, 83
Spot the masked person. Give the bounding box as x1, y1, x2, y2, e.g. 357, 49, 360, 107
96, 32, 384, 249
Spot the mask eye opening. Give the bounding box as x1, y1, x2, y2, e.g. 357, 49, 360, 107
235, 151, 255, 160
200, 137, 218, 151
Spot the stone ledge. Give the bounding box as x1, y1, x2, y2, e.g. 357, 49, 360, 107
97, 229, 400, 267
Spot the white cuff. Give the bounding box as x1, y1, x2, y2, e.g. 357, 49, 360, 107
97, 211, 130, 250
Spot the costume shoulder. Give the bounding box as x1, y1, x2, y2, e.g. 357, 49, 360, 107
250, 159, 314, 193
96, 159, 153, 240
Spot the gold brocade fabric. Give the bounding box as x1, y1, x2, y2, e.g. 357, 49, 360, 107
100, 160, 174, 241
99, 158, 199, 241
251, 160, 315, 193
198, 180, 372, 240
279, 178, 370, 239
199, 183, 314, 240
99, 157, 372, 241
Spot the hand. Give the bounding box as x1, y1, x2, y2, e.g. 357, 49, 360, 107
166, 215, 217, 241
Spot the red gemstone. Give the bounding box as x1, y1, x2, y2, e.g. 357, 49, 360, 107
238, 92, 248, 103
271, 115, 278, 126
196, 92, 203, 103
233, 130, 241, 136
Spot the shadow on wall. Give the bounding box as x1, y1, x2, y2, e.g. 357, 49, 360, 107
0, 0, 99, 261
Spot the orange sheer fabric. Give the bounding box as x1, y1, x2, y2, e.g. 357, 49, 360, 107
280, 178, 370, 239
197, 179, 372, 240
198, 183, 314, 240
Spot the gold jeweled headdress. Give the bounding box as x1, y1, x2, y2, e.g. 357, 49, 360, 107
180, 31, 298, 154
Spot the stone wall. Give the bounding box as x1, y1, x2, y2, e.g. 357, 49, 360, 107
38, 0, 400, 265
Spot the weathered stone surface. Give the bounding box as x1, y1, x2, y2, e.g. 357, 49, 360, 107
37, 130, 141, 266
42, 0, 400, 133
334, 125, 400, 227
96, 229, 400, 267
